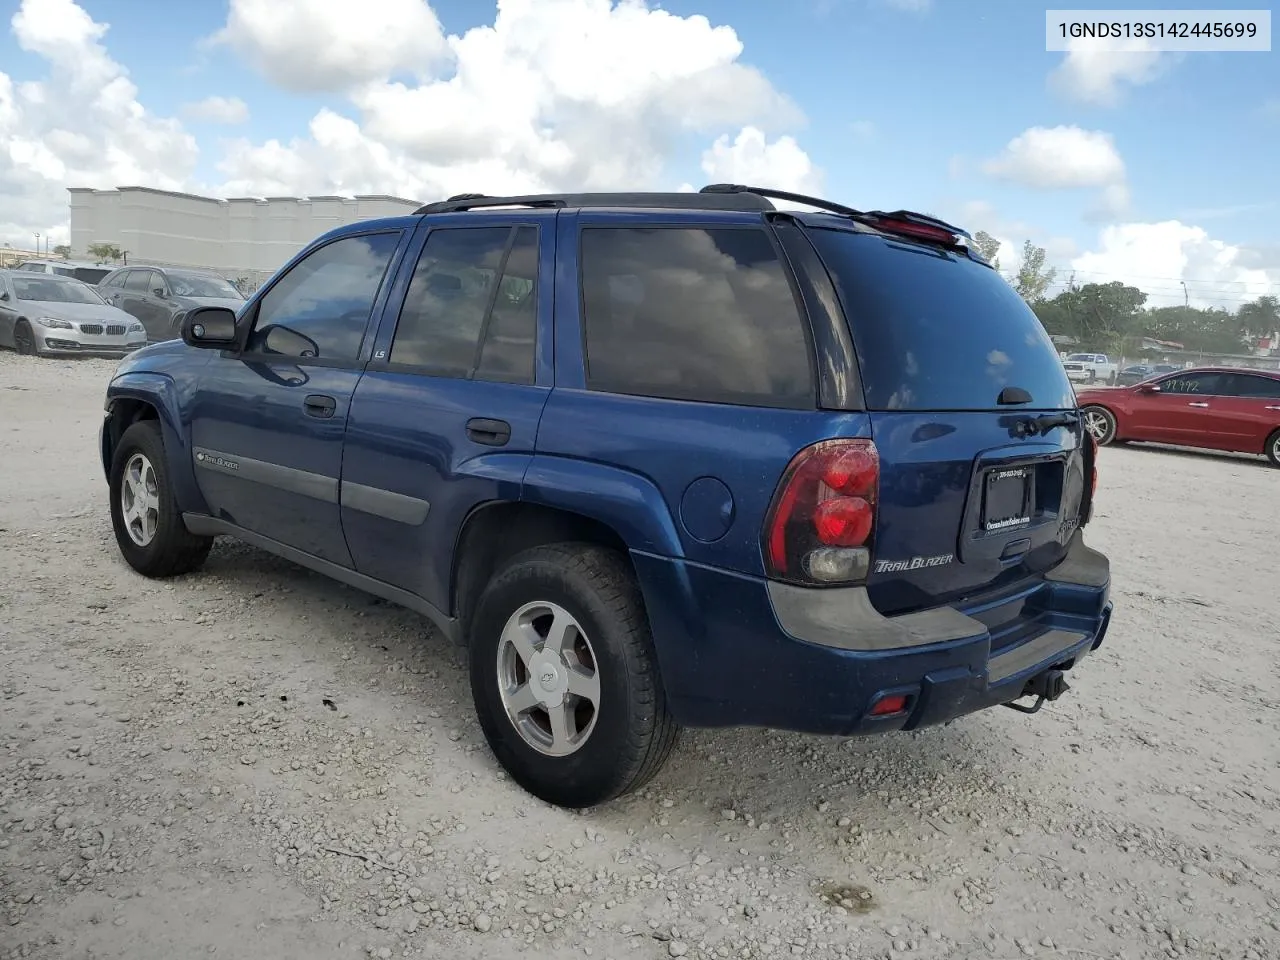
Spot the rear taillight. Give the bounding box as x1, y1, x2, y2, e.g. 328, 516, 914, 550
763, 439, 878, 585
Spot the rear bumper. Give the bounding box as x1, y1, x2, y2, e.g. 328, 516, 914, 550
636, 531, 1111, 736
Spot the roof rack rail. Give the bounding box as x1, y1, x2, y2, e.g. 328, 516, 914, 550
415, 195, 567, 214
700, 183, 866, 217
413, 190, 775, 216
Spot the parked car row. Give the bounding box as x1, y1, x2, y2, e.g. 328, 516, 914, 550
0, 260, 243, 357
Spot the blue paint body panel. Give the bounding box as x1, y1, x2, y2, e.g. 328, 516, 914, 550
98, 203, 1113, 738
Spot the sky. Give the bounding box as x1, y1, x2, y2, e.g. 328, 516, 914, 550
1, 0, 1277, 309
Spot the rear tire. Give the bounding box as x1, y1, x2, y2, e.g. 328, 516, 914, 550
14, 320, 37, 356
109, 420, 213, 577
1266, 429, 1280, 468
1081, 405, 1117, 446
468, 543, 680, 808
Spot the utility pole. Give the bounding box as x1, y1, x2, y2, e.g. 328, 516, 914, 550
1180, 280, 1189, 308
33, 232, 40, 257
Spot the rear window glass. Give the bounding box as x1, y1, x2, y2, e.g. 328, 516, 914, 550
807, 229, 1076, 411
580, 227, 813, 408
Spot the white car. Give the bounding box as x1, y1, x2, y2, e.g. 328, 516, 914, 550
1062, 353, 1117, 385
12, 258, 113, 285
0, 270, 147, 357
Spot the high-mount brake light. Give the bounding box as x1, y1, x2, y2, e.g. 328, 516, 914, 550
762, 439, 880, 585
868, 217, 960, 246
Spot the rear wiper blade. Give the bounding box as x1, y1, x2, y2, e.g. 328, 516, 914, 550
1013, 411, 1079, 437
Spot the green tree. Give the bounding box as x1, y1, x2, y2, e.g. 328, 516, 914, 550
1014, 240, 1056, 303
972, 230, 1001, 271
87, 242, 123, 262
52, 244, 71, 258
1035, 281, 1145, 352
1237, 295, 1280, 339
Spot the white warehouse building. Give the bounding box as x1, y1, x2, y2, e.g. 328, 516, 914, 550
68, 186, 422, 288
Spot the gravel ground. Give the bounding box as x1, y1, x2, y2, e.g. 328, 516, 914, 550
1, 351, 1278, 960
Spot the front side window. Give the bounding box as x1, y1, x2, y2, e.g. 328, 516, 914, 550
389, 226, 538, 384
579, 226, 813, 407
123, 270, 151, 292
246, 232, 401, 362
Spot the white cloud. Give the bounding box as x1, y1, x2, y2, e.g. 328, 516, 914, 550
983, 125, 1129, 221
1049, 37, 1168, 106
214, 0, 808, 199
984, 126, 1124, 189
182, 95, 249, 124
212, 0, 449, 93
1072, 221, 1280, 309
700, 127, 822, 195
1, 0, 197, 247
0, 0, 817, 249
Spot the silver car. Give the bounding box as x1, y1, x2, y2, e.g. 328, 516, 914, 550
0, 270, 147, 357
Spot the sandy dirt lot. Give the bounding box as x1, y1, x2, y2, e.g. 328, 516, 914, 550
1, 351, 1277, 960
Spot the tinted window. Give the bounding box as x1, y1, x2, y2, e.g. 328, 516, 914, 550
1158, 372, 1224, 395
100, 272, 124, 289
389, 226, 537, 383
807, 229, 1076, 411
123, 270, 151, 292
247, 232, 400, 362
580, 227, 813, 407
1225, 373, 1280, 399
73, 267, 110, 284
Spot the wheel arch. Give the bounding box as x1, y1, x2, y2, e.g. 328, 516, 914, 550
103, 375, 208, 514
1080, 401, 1122, 442
451, 501, 634, 642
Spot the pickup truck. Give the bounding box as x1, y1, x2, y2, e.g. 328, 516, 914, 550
1062, 353, 1118, 385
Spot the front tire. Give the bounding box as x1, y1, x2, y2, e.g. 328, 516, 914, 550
1266, 429, 1280, 468
14, 320, 38, 356
1082, 405, 1118, 446
109, 420, 213, 577
469, 543, 680, 808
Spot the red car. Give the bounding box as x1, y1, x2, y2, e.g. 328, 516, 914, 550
1076, 366, 1280, 466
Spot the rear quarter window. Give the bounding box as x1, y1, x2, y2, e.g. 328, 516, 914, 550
806, 228, 1076, 411
579, 226, 814, 408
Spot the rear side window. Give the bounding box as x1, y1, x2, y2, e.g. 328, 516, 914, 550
806, 229, 1076, 411
124, 270, 151, 292
1226, 373, 1280, 399
389, 225, 537, 384
579, 227, 813, 408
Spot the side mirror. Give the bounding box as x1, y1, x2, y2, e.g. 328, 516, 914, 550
0, 290, 8, 301
153, 287, 167, 299
182, 306, 239, 350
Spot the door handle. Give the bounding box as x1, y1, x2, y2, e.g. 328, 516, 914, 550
466, 417, 511, 446
1266, 406, 1280, 411
1187, 402, 1209, 408
303, 394, 337, 419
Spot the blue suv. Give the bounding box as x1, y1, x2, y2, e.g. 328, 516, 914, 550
100, 185, 1112, 808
